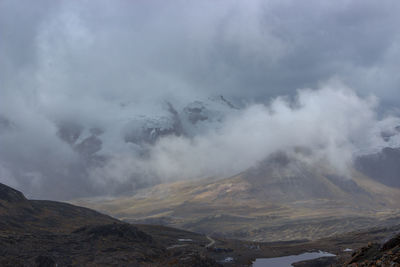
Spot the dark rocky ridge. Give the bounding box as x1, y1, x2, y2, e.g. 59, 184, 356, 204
0, 183, 26, 202
0, 182, 119, 233
0, 182, 223, 266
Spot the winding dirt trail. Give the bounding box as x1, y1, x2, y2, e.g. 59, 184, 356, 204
206, 235, 216, 248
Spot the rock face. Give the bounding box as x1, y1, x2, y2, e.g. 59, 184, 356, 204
346, 233, 400, 266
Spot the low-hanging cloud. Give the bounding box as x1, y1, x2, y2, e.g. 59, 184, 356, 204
89, 84, 400, 191
1, 0, 400, 199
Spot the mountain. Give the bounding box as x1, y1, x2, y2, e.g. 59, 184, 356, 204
355, 147, 400, 188
75, 151, 400, 242
121, 96, 240, 145
56, 95, 239, 151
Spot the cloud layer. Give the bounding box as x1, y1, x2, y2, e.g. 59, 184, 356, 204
1, 0, 400, 199
89, 84, 400, 190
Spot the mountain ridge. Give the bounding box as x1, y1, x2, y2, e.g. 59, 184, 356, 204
74, 151, 400, 242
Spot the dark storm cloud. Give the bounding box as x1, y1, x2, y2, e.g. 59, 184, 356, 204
2, 0, 400, 104
1, 0, 400, 199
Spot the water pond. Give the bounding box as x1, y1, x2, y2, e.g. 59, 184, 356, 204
252, 251, 336, 267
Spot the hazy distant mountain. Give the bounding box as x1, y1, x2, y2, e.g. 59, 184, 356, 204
355, 147, 400, 188
122, 95, 240, 146
75, 151, 400, 242
55, 96, 238, 150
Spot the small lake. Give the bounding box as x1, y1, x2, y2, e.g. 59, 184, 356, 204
252, 251, 336, 267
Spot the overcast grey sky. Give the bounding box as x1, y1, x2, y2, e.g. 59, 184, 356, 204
1, 0, 400, 199
2, 0, 400, 106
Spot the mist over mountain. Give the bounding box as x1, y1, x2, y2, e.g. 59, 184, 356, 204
2, 0, 400, 200
355, 147, 400, 188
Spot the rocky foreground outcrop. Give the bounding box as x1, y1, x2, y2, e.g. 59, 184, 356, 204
345, 233, 400, 266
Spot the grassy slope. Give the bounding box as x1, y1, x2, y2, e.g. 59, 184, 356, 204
74, 166, 400, 242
